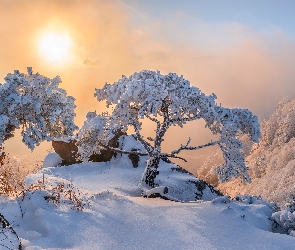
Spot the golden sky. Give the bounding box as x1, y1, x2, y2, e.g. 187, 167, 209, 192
1, 0, 295, 158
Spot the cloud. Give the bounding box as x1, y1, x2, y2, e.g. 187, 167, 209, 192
1, 0, 295, 158
82, 58, 101, 66
0, 0, 135, 120
122, 9, 295, 121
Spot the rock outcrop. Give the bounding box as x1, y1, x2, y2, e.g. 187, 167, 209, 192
52, 131, 126, 165
52, 139, 78, 165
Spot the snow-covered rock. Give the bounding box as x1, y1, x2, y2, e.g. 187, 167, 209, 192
118, 135, 223, 202
43, 152, 62, 168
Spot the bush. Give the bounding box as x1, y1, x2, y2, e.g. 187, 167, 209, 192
0, 213, 22, 249
0, 153, 41, 197
21, 174, 88, 211
272, 197, 295, 236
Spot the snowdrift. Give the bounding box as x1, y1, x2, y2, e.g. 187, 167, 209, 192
0, 150, 294, 249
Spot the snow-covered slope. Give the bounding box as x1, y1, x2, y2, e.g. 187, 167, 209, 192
0, 153, 295, 249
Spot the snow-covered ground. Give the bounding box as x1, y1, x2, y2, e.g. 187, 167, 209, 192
0, 153, 295, 249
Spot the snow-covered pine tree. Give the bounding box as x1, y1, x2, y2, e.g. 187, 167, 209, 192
0, 68, 78, 150
77, 70, 260, 191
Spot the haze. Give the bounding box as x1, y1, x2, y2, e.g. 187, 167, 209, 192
1, 0, 295, 159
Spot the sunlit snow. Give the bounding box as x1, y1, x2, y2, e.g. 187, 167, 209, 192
1, 152, 294, 249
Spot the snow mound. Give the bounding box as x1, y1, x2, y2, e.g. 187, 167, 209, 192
156, 161, 222, 202
118, 135, 222, 202
43, 152, 62, 168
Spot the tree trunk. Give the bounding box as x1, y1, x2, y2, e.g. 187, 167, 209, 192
143, 156, 160, 188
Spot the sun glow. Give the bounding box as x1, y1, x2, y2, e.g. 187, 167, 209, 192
38, 32, 73, 64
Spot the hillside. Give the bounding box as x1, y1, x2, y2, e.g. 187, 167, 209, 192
193, 98, 295, 208
0, 152, 295, 249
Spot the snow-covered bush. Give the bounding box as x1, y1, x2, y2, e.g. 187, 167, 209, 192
212, 194, 277, 209
0, 67, 78, 150
22, 174, 88, 211
260, 97, 295, 149
77, 70, 260, 191
0, 213, 22, 249
0, 153, 42, 196
272, 198, 295, 236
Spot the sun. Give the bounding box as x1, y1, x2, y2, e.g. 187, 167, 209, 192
38, 32, 73, 64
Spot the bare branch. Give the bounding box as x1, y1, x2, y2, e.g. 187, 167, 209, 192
185, 137, 191, 147
171, 140, 219, 155
160, 154, 188, 162
98, 143, 148, 156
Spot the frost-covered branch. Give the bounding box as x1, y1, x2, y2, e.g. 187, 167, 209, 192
160, 154, 188, 162
0, 68, 78, 149
170, 139, 219, 156
98, 143, 148, 156
170, 113, 201, 124
79, 70, 260, 187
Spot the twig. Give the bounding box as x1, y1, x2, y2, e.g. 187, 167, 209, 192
171, 140, 219, 155
161, 154, 187, 162
98, 143, 148, 156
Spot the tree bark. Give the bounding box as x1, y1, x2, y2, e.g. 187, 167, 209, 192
143, 156, 160, 188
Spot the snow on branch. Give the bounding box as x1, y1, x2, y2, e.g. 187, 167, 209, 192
170, 138, 219, 155
0, 68, 78, 150
98, 143, 148, 156
79, 70, 260, 185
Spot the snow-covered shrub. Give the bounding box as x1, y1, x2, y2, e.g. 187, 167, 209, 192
22, 174, 88, 211
0, 153, 42, 196
0, 68, 78, 150
78, 70, 260, 193
272, 198, 295, 236
211, 196, 231, 204
77, 113, 126, 163
0, 213, 22, 249
212, 194, 274, 206
234, 194, 278, 211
